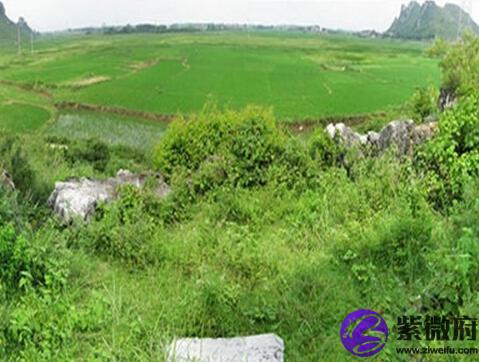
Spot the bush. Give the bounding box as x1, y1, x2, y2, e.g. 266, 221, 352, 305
0, 133, 35, 194
428, 32, 479, 96
415, 93, 479, 209
65, 138, 110, 172
308, 127, 345, 168
80, 185, 159, 267
154, 105, 288, 188
421, 181, 479, 315
0, 224, 70, 293
409, 85, 439, 121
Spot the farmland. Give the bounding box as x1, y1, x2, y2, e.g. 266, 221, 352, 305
0, 31, 439, 128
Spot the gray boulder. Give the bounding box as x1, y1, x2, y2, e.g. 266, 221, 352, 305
48, 178, 114, 222
0, 169, 15, 190
168, 334, 284, 362
377, 120, 415, 156
325, 119, 437, 156
48, 170, 171, 222
326, 123, 368, 147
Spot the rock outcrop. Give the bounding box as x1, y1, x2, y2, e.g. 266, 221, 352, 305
168, 334, 284, 362
326, 119, 437, 156
438, 87, 456, 111
386, 1, 479, 40
0, 169, 15, 190
48, 170, 171, 222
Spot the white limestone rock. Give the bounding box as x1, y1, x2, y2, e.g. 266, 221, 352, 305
168, 334, 284, 362
48, 170, 171, 222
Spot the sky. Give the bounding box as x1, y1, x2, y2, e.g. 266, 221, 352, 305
2, 0, 478, 32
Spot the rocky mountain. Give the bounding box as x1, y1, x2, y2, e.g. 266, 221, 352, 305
387, 1, 479, 40
0, 1, 32, 45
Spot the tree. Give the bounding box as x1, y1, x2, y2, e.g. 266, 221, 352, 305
428, 32, 479, 96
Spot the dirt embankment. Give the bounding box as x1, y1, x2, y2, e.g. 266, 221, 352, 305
0, 79, 54, 100
57, 100, 388, 133
55, 101, 175, 122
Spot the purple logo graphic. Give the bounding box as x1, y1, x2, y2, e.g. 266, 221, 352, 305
340, 309, 389, 357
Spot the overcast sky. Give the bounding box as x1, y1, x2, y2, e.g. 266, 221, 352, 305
2, 0, 478, 32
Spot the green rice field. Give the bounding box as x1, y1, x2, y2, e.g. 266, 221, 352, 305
0, 31, 440, 128
46, 111, 167, 150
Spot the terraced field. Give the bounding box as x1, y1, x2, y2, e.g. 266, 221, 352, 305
0, 31, 440, 128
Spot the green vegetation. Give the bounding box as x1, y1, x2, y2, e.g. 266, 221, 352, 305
0, 82, 54, 133
46, 111, 167, 150
0, 31, 439, 121
1, 15, 479, 362
416, 92, 479, 209
429, 32, 479, 96
0, 104, 50, 133
409, 85, 439, 122
3, 85, 479, 359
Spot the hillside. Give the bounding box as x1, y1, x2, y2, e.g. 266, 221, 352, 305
387, 1, 479, 40
0, 1, 31, 46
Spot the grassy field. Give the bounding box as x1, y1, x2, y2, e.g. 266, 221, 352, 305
0, 82, 54, 133
0, 31, 440, 123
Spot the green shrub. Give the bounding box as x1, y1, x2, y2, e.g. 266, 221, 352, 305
154, 106, 287, 188
0, 224, 70, 293
0, 133, 35, 194
409, 85, 439, 121
308, 127, 345, 168
81, 185, 159, 267
415, 93, 479, 209
423, 181, 479, 315
428, 32, 479, 96
65, 138, 110, 172
267, 136, 317, 191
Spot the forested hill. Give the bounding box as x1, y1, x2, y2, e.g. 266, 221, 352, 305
0, 2, 32, 45
387, 1, 479, 40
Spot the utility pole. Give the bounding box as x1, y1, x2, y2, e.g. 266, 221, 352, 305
30, 32, 34, 54
17, 22, 22, 55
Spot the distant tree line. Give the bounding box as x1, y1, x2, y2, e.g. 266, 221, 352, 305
69, 23, 347, 36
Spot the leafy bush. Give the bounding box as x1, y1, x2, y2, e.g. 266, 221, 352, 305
409, 85, 439, 121
0, 133, 35, 194
65, 138, 110, 172
154, 106, 288, 188
80, 185, 159, 267
0, 224, 70, 293
308, 127, 346, 168
428, 32, 479, 95
415, 93, 479, 209
420, 181, 479, 315
267, 137, 316, 191
0, 191, 111, 360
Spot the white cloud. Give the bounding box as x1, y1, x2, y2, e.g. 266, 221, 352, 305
2, 0, 478, 32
